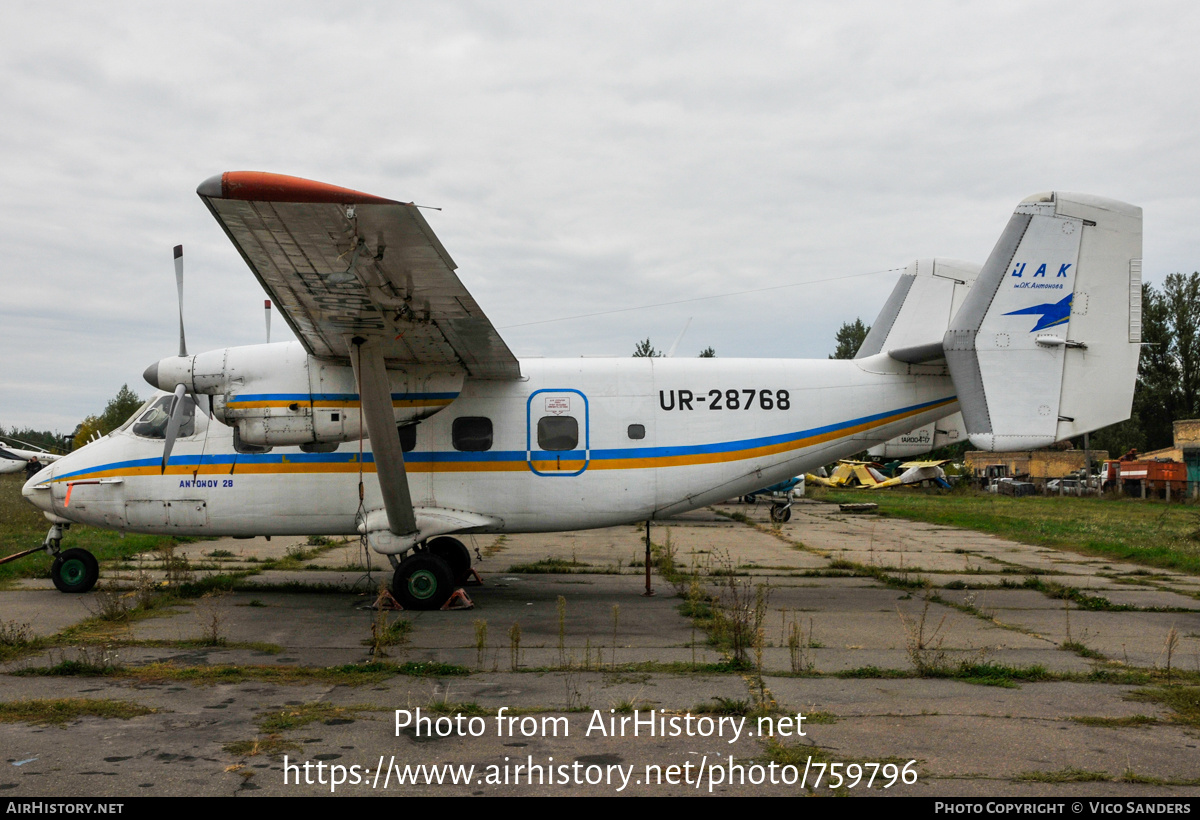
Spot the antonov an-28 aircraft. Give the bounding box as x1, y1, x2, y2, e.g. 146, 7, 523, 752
22, 173, 1143, 608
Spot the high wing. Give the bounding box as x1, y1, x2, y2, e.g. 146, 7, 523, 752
197, 171, 521, 380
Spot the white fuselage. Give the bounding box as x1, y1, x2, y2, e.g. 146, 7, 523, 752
24, 349, 956, 546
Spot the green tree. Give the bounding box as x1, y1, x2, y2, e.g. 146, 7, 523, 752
1163, 272, 1200, 420
632, 338, 661, 358
829, 319, 870, 359
1092, 272, 1200, 455
100, 384, 144, 433
72, 384, 144, 450
0, 425, 67, 454
72, 416, 105, 451
698, 347, 716, 358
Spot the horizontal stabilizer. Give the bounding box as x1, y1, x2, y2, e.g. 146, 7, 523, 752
867, 411, 965, 459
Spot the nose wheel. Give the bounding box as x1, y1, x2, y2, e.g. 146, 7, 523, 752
51, 548, 99, 593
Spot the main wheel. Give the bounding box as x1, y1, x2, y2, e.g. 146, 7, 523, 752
51, 548, 99, 593
769, 504, 792, 523
426, 536, 472, 583
393, 553, 455, 610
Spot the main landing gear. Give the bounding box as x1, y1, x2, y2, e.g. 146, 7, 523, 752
389, 536, 477, 610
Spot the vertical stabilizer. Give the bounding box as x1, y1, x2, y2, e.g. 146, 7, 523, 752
943, 193, 1142, 451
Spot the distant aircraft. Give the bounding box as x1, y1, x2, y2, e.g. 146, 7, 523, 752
22, 176, 1142, 606
1, 440, 62, 475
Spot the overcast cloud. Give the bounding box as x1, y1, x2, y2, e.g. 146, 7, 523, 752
2, 1, 1198, 432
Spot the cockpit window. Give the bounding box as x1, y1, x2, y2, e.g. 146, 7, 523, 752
131, 395, 196, 440
117, 398, 158, 434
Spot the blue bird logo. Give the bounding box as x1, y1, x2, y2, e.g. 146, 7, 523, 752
1004, 293, 1073, 332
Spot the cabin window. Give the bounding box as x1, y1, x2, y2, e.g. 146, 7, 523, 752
131, 395, 195, 440
398, 423, 417, 453
537, 416, 578, 451
452, 417, 493, 451
627, 424, 646, 440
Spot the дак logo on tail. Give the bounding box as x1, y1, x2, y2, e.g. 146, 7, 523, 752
1003, 293, 1072, 332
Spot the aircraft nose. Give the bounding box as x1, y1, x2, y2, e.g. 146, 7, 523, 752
21, 468, 54, 513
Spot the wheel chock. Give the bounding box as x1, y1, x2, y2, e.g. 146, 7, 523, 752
441, 588, 474, 610
465, 567, 484, 586
372, 588, 405, 611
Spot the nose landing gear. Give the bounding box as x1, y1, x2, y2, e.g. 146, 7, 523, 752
0, 525, 99, 594
42, 524, 99, 594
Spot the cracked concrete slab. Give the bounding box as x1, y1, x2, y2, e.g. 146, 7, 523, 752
2, 498, 1199, 797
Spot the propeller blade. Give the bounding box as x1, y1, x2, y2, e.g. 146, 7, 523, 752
161, 383, 187, 473
174, 245, 187, 357
265, 299, 272, 343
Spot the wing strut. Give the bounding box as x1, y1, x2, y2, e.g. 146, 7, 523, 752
350, 337, 417, 536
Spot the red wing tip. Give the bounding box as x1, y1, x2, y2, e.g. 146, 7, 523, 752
196, 171, 398, 205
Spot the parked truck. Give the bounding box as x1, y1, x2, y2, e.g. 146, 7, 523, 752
1100, 453, 1188, 499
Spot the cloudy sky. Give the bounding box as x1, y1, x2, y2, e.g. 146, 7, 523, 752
2, 1, 1198, 434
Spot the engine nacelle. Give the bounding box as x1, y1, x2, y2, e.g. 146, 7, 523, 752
146, 342, 463, 447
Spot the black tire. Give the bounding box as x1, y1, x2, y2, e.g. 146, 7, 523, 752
393, 553, 455, 610
742, 495, 756, 504
52, 548, 99, 593
769, 504, 792, 524
426, 536, 472, 583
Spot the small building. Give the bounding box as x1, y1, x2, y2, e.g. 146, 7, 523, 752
964, 448, 1108, 484
1177, 420, 1200, 497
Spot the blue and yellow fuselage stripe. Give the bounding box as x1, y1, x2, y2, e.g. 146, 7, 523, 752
51, 396, 956, 483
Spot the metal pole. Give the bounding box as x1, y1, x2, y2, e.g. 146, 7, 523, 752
643, 520, 654, 597
1084, 432, 1091, 487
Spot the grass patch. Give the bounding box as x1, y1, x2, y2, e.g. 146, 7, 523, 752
258, 703, 378, 733
837, 666, 915, 679
697, 697, 753, 715
0, 475, 191, 588
363, 616, 413, 649
837, 662, 1056, 686
1127, 685, 1200, 727
1014, 768, 1112, 783
809, 487, 1200, 575
1070, 715, 1159, 727
1061, 640, 1106, 659
0, 698, 154, 726
507, 558, 592, 573
1020, 578, 1131, 611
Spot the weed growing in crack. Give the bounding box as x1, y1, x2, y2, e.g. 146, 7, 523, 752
898, 591, 950, 675
611, 604, 620, 668
474, 619, 488, 671
557, 596, 567, 666
509, 622, 522, 671
195, 591, 230, 646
